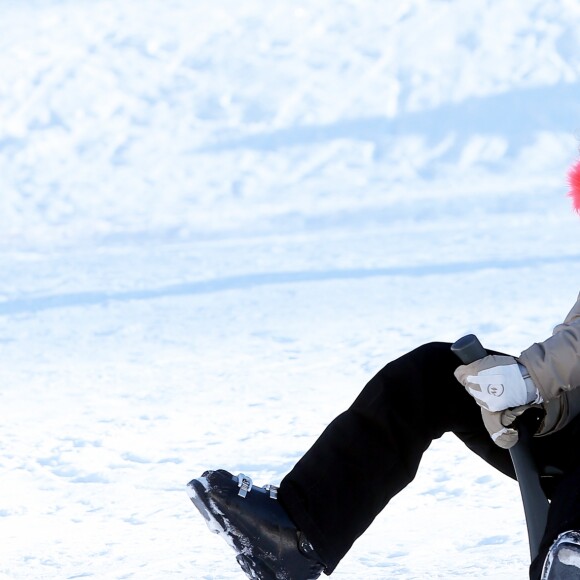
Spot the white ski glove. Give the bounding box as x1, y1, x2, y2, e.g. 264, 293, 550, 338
479, 406, 529, 449
454, 355, 541, 412
455, 355, 543, 449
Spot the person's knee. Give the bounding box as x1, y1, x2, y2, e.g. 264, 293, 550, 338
413, 341, 451, 360
397, 341, 455, 376
372, 341, 456, 403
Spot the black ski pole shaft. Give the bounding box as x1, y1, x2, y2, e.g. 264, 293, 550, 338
451, 334, 549, 561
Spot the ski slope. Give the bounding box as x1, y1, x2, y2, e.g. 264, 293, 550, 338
1, 1, 580, 578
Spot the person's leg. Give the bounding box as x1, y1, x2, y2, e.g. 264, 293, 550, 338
527, 417, 580, 579
278, 341, 514, 573
528, 464, 580, 579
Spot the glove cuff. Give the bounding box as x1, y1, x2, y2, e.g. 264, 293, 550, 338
518, 363, 543, 404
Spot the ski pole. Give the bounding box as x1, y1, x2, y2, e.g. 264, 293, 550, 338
451, 334, 550, 561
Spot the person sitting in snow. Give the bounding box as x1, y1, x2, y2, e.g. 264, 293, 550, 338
187, 164, 580, 580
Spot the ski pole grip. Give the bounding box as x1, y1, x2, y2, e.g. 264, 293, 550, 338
451, 334, 487, 364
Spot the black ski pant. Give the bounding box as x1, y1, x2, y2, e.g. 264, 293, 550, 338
277, 342, 580, 579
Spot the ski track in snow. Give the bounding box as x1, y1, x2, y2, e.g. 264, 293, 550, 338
1, 1, 580, 578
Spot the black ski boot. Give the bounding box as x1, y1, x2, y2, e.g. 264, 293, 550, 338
187, 469, 326, 580
542, 531, 580, 579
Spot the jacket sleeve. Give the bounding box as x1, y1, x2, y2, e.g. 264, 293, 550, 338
518, 293, 580, 402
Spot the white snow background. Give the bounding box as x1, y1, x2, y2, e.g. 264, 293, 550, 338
1, 0, 580, 578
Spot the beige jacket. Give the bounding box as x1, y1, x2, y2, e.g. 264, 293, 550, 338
519, 292, 580, 436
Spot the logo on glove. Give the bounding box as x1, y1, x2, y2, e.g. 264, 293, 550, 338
487, 383, 505, 397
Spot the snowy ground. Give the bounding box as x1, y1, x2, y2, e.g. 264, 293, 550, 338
1, 1, 580, 578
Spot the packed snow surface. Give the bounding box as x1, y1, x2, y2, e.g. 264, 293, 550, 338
1, 0, 580, 578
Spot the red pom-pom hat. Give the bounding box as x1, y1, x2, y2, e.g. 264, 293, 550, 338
568, 160, 580, 214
